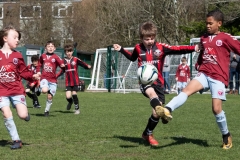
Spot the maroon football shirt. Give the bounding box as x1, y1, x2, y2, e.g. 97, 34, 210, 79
196, 32, 240, 86
37, 53, 64, 83
0, 50, 34, 96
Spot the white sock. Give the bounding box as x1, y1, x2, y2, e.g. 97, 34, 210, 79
165, 92, 188, 111
4, 117, 20, 141
45, 99, 52, 112
216, 110, 229, 135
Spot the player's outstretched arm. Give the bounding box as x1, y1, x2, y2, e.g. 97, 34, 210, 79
113, 44, 121, 51
113, 44, 138, 61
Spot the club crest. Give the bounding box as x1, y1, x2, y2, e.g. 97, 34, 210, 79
154, 49, 161, 57
218, 89, 223, 96
13, 58, 18, 65
216, 40, 222, 46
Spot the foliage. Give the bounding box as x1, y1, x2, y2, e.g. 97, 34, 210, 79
2, 0, 240, 51
1, 91, 240, 159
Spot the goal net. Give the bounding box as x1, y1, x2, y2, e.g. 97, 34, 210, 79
87, 47, 140, 93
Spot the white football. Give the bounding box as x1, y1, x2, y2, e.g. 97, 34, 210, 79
137, 63, 158, 85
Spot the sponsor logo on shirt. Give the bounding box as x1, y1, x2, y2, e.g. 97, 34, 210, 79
44, 62, 53, 72
202, 47, 218, 64
0, 65, 16, 82
141, 60, 160, 65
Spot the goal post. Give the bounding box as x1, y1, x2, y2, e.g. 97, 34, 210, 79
88, 46, 140, 93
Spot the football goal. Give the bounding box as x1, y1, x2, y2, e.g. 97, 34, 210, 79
87, 46, 140, 93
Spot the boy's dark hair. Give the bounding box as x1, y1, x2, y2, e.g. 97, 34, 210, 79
0, 25, 21, 47
207, 9, 224, 23
45, 40, 55, 47
139, 21, 157, 39
31, 55, 39, 62
181, 56, 187, 61
64, 44, 74, 52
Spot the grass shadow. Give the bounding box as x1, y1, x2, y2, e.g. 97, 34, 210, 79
113, 135, 149, 147
0, 140, 11, 147
153, 136, 209, 149
0, 140, 30, 148
54, 110, 73, 114
114, 135, 209, 149
31, 113, 56, 117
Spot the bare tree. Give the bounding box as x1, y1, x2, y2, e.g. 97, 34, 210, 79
1, 0, 239, 52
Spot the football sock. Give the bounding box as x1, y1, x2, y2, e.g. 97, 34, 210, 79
45, 99, 52, 112
32, 94, 39, 105
26, 92, 33, 99
4, 117, 20, 141
150, 97, 161, 109
75, 105, 79, 110
143, 115, 160, 135
66, 97, 73, 104
72, 94, 79, 110
165, 92, 188, 112
222, 132, 230, 144
215, 110, 229, 135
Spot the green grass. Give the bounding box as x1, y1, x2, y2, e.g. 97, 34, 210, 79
0, 91, 240, 159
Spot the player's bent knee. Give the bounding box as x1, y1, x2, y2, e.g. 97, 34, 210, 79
17, 112, 28, 119
41, 87, 48, 93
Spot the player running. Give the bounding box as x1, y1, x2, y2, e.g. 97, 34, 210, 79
0, 25, 39, 149
37, 40, 65, 117
56, 44, 91, 114
25, 55, 41, 108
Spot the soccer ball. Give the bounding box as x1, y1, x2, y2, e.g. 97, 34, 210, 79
137, 63, 158, 85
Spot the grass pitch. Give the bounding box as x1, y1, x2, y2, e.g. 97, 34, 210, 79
0, 91, 240, 159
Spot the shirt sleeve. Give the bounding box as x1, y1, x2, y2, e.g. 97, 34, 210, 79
36, 55, 43, 72
187, 66, 190, 78
56, 68, 65, 78
162, 43, 195, 55
56, 55, 64, 68
226, 35, 240, 55
119, 45, 138, 62
18, 57, 34, 81
77, 58, 89, 69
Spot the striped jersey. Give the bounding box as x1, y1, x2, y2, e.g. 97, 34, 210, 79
27, 64, 40, 87
119, 42, 195, 86
57, 57, 89, 86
